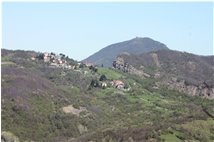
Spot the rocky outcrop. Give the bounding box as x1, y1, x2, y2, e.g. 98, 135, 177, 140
77, 124, 88, 135
112, 57, 129, 72
151, 53, 160, 68
113, 56, 150, 77
115, 50, 214, 99
62, 105, 87, 116
1, 131, 20, 142
165, 78, 214, 99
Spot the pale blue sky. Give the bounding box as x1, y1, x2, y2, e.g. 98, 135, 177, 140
2, 2, 213, 61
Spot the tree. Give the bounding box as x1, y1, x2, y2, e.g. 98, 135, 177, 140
90, 79, 99, 88
79, 63, 86, 68
51, 52, 56, 56
89, 65, 98, 72
94, 67, 98, 72
99, 74, 107, 81
112, 61, 117, 68
124, 83, 129, 89
59, 53, 65, 59
37, 53, 44, 60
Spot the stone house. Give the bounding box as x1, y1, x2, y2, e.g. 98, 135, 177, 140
101, 82, 108, 88
43, 52, 51, 62
111, 80, 125, 89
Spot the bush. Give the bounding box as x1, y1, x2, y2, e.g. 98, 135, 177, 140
79, 63, 86, 68
90, 79, 100, 88
89, 65, 98, 72
124, 83, 129, 89
99, 74, 107, 81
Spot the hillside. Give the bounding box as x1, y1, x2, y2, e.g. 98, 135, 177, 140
115, 50, 214, 99
83, 37, 168, 67
2, 49, 214, 142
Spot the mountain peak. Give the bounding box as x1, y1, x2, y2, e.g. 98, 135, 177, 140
130, 37, 168, 48
132, 36, 150, 40
83, 37, 169, 67
131, 37, 156, 41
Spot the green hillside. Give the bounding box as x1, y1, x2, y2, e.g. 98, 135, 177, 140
1, 49, 214, 142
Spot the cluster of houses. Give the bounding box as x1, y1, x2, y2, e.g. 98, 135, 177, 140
100, 80, 130, 91
34, 52, 74, 69
110, 80, 127, 90
33, 52, 130, 91
32, 52, 100, 72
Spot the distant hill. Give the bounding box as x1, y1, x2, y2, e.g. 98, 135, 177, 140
83, 37, 169, 67
116, 50, 214, 98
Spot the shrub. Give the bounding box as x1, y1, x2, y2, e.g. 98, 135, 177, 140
90, 79, 100, 88
89, 65, 98, 72
124, 83, 129, 89
99, 74, 107, 81
79, 63, 86, 68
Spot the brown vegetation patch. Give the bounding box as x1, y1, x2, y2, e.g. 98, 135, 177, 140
62, 105, 87, 116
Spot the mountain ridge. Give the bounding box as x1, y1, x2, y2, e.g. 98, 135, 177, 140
114, 49, 214, 99
83, 37, 169, 67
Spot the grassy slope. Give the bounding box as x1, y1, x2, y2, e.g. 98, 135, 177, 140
97, 67, 124, 80
1, 51, 214, 142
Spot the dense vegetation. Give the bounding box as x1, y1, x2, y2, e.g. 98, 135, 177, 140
1, 49, 214, 142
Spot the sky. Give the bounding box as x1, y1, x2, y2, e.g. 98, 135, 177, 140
2, 2, 213, 61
